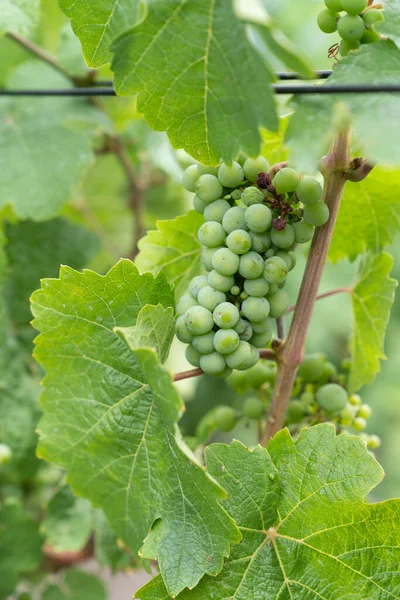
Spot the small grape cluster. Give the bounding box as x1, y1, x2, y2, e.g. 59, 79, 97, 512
176, 156, 329, 378
318, 0, 383, 57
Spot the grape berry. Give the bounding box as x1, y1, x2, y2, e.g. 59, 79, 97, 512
179, 157, 329, 377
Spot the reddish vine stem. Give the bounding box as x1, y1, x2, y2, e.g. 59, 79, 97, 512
173, 349, 277, 382
262, 127, 352, 445
285, 287, 352, 315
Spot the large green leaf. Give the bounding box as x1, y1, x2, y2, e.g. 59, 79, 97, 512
31, 260, 240, 597
0, 0, 40, 36
94, 509, 135, 571
349, 252, 397, 393
330, 167, 400, 262
286, 41, 400, 171
41, 570, 107, 600
0, 62, 108, 220
111, 0, 278, 165
59, 0, 138, 68
136, 211, 204, 299
0, 501, 43, 599
115, 305, 176, 364
41, 485, 93, 553
138, 425, 400, 600
377, 0, 400, 50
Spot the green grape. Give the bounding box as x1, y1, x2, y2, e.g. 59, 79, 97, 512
189, 275, 209, 299
337, 14, 365, 40
341, 357, 352, 371
264, 248, 275, 258
185, 305, 214, 335
339, 39, 360, 55
288, 251, 297, 270
198, 285, 226, 311
244, 277, 270, 298
234, 318, 248, 335
251, 317, 273, 335
241, 186, 265, 207
214, 406, 237, 431
325, 0, 343, 11
245, 204, 272, 233
200, 352, 227, 376
226, 341, 260, 370
212, 247, 240, 276
271, 224, 295, 249
367, 434, 381, 449
264, 256, 288, 285
239, 251, 265, 279
195, 174, 223, 203
296, 178, 323, 205
176, 315, 193, 344
197, 164, 219, 176
243, 396, 265, 419
222, 206, 247, 233
341, 0, 367, 14
251, 330, 272, 348
287, 400, 305, 424
182, 164, 200, 192
303, 202, 330, 226
231, 285, 240, 296
360, 29, 381, 43
193, 195, 208, 214
267, 283, 279, 296
227, 229, 252, 255
218, 161, 244, 187
274, 251, 291, 271
240, 322, 253, 342
358, 403, 372, 419
231, 189, 242, 201
176, 292, 197, 315
198, 221, 226, 248
213, 302, 240, 329
273, 167, 300, 193
213, 328, 240, 355
250, 231, 271, 253
320, 361, 337, 381
352, 416, 367, 431
186, 344, 201, 367
202, 246, 223, 271
340, 404, 355, 426
293, 220, 315, 244
317, 8, 339, 33
362, 8, 383, 25
245, 361, 274, 387
192, 331, 215, 355
0, 443, 12, 464
240, 291, 249, 301
300, 391, 315, 405
349, 393, 362, 406
204, 199, 231, 223
216, 366, 234, 379
241, 296, 270, 322
316, 383, 348, 413
243, 156, 271, 182
298, 354, 326, 383
268, 289, 290, 318
208, 269, 234, 292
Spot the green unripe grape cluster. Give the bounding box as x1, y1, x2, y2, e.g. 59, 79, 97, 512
317, 0, 383, 57
178, 158, 331, 377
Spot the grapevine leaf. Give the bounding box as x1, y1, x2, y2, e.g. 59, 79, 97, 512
261, 116, 289, 164
135, 211, 204, 299
41, 570, 107, 600
349, 252, 397, 393
0, 501, 43, 599
286, 41, 400, 171
94, 510, 135, 571
137, 424, 400, 600
58, 0, 139, 68
41, 485, 93, 553
31, 260, 240, 597
330, 167, 400, 262
0, 62, 108, 220
377, 0, 400, 50
0, 0, 40, 36
115, 305, 175, 364
111, 0, 278, 165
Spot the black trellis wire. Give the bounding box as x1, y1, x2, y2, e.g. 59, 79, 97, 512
0, 71, 399, 97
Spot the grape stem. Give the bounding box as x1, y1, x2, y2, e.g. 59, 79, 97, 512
346, 158, 375, 183
262, 127, 352, 445
270, 161, 288, 177
285, 287, 352, 315
276, 317, 285, 339
173, 349, 277, 382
